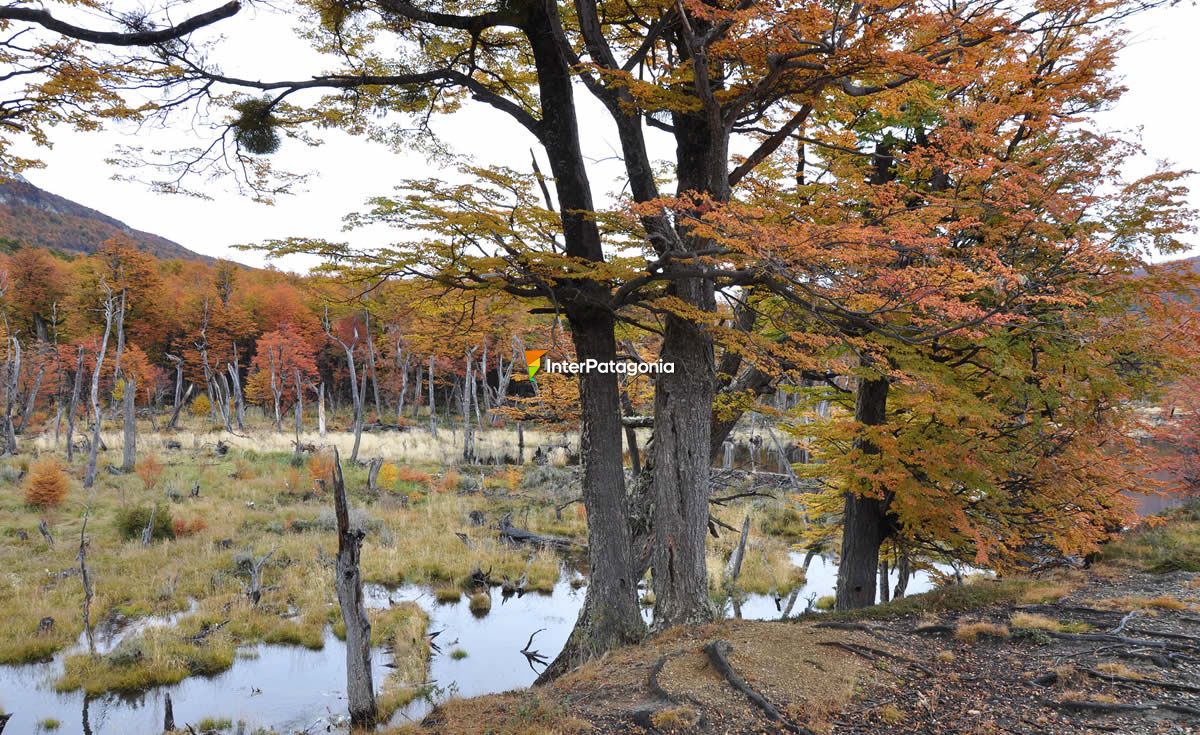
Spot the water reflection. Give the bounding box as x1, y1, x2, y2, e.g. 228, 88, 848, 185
0, 554, 939, 734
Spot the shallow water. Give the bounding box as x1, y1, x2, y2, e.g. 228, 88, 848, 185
0, 555, 939, 734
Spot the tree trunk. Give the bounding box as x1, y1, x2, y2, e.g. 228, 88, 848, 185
85, 296, 116, 489
365, 311, 383, 421
428, 356, 437, 437
66, 347, 84, 463
537, 313, 644, 680
293, 368, 304, 453
462, 348, 476, 463
331, 448, 377, 728
164, 354, 185, 430
1, 336, 20, 455
17, 362, 45, 434
649, 308, 717, 628
318, 381, 327, 437
121, 374, 136, 472
835, 378, 893, 611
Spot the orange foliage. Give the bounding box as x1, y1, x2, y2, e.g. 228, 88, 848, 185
24, 459, 69, 508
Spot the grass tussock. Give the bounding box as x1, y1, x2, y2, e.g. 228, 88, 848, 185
953, 622, 1010, 643
386, 691, 591, 735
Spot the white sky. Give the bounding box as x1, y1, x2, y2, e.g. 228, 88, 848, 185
13, 2, 1200, 270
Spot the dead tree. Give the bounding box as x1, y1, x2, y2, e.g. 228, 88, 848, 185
164, 353, 186, 429
226, 361, 246, 431
268, 344, 284, 431
364, 310, 384, 421
38, 519, 54, 547
462, 346, 477, 463
79, 505, 95, 655
63, 346, 85, 463
17, 357, 45, 434
245, 549, 274, 607
317, 381, 327, 437
1, 334, 20, 455
196, 299, 230, 429
331, 448, 377, 728
324, 306, 364, 461
428, 355, 437, 437
107, 289, 137, 472
395, 339, 410, 423
85, 290, 117, 489
293, 368, 304, 453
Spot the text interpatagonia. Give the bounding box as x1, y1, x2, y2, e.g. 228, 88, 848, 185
540, 358, 675, 375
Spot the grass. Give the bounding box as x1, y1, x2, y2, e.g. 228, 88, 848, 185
1100, 503, 1200, 573
0, 418, 585, 696
1009, 612, 1091, 633
953, 622, 1010, 643
450, 647, 469, 660
195, 717, 233, 733
835, 575, 1078, 621
38, 718, 61, 731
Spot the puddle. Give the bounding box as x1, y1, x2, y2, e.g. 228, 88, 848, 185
0, 554, 946, 734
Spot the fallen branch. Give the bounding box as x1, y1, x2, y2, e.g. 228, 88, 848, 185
704, 640, 815, 735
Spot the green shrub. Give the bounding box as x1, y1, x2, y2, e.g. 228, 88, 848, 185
115, 505, 175, 543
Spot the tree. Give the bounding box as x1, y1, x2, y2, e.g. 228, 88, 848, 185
246, 323, 319, 430
15, 0, 1191, 666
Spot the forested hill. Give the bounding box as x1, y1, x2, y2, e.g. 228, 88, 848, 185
0, 175, 208, 261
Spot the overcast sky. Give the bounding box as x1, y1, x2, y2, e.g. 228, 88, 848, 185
13, 2, 1200, 271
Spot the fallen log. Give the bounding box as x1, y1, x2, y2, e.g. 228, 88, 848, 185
498, 513, 578, 551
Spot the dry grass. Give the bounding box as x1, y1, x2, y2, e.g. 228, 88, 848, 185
1094, 595, 1194, 612
1094, 662, 1143, 679
1009, 613, 1091, 633
953, 622, 1010, 643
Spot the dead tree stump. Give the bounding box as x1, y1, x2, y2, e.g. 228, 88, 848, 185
332, 448, 377, 728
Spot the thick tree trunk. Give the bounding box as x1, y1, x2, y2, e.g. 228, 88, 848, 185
650, 309, 717, 628
538, 315, 645, 680
331, 448, 377, 728
835, 378, 893, 611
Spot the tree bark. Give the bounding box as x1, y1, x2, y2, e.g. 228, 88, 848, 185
331, 448, 377, 728
318, 381, 327, 437
835, 378, 893, 611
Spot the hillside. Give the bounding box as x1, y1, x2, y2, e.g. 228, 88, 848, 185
0, 175, 208, 261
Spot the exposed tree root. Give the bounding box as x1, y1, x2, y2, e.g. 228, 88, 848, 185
1047, 699, 1200, 717
703, 640, 815, 735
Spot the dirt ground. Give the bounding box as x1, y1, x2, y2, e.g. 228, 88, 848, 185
390, 562, 1200, 735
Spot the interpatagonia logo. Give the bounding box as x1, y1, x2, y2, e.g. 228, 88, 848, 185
524, 350, 548, 382
523, 349, 674, 380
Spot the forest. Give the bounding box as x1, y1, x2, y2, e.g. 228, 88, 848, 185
2, 0, 1200, 734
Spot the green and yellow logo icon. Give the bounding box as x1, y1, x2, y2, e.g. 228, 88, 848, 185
525, 350, 548, 381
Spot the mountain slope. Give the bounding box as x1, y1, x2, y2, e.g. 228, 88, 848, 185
0, 175, 209, 261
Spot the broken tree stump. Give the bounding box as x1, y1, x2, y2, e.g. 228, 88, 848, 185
331, 448, 377, 728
